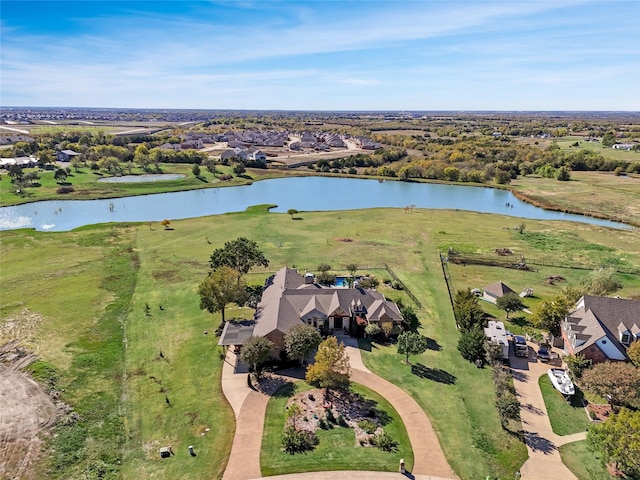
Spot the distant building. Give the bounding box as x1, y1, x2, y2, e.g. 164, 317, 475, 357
482, 281, 516, 305
56, 150, 81, 162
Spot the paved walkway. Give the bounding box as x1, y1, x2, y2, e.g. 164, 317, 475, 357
221, 339, 457, 480
510, 344, 587, 480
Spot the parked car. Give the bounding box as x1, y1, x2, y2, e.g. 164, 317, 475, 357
537, 344, 551, 362
514, 335, 529, 357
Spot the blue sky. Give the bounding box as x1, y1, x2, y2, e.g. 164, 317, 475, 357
1, 1, 639, 110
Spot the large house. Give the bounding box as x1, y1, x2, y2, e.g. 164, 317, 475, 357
219, 267, 403, 356
561, 295, 640, 363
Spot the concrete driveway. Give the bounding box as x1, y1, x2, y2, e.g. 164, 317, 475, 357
510, 343, 586, 480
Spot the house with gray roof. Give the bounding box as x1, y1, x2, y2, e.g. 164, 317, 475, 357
561, 295, 640, 363
482, 281, 516, 304
249, 267, 403, 356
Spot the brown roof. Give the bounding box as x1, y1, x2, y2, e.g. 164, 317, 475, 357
483, 281, 515, 298
253, 267, 403, 339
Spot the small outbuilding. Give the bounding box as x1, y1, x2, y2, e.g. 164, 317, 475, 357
482, 281, 515, 305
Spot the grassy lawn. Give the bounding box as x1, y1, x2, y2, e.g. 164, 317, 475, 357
0, 164, 285, 206
261, 382, 413, 476
538, 375, 591, 436
0, 225, 137, 478
560, 440, 613, 480
2, 206, 640, 479
510, 171, 640, 227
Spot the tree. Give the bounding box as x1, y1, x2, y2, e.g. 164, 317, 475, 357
581, 267, 622, 296
588, 408, 640, 476
380, 321, 394, 339
628, 341, 640, 368
397, 331, 429, 364
531, 295, 571, 336
240, 336, 274, 378
345, 263, 357, 277
317, 263, 331, 273
160, 219, 171, 230
602, 130, 617, 148
198, 266, 247, 323
555, 166, 571, 181
457, 326, 486, 362
306, 337, 350, 398
564, 354, 592, 379
453, 289, 485, 331
581, 362, 640, 408
496, 292, 524, 319
233, 163, 246, 175
192, 164, 201, 177
54, 168, 68, 183
400, 304, 420, 331
209, 237, 269, 277
287, 209, 298, 219
284, 324, 322, 364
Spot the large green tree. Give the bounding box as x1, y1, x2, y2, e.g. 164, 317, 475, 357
209, 237, 269, 276
306, 337, 350, 398
531, 295, 571, 336
397, 331, 429, 364
588, 408, 640, 476
240, 336, 274, 378
284, 324, 322, 363
198, 266, 247, 322
453, 289, 485, 331
457, 326, 486, 362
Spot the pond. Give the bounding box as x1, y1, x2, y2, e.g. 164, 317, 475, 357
0, 176, 629, 231
96, 174, 186, 183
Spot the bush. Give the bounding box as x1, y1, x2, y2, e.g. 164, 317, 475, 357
318, 418, 328, 430
337, 414, 348, 427
326, 409, 336, 424
391, 281, 403, 290
365, 323, 382, 337
370, 432, 398, 452
281, 426, 318, 454
56, 186, 75, 194
357, 419, 378, 434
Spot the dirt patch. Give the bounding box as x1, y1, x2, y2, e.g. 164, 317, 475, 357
0, 342, 66, 480
0, 309, 45, 346
586, 403, 612, 422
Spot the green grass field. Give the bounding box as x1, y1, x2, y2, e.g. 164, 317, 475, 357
261, 382, 413, 476
538, 375, 591, 436
2, 206, 639, 479
559, 441, 613, 480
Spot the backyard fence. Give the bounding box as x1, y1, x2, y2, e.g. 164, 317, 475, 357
384, 264, 422, 309
444, 251, 640, 275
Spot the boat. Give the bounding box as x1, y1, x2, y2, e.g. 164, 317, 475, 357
548, 368, 575, 396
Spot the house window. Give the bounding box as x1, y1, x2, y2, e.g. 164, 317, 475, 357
621, 332, 631, 345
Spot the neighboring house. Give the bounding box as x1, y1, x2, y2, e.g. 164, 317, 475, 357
561, 295, 640, 363
0, 156, 37, 168
226, 267, 403, 356
56, 149, 81, 162
484, 320, 510, 360
158, 143, 181, 152
482, 281, 516, 304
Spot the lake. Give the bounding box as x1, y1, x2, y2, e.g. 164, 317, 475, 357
0, 176, 628, 231
97, 174, 186, 183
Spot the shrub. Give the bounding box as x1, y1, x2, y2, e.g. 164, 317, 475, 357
391, 281, 403, 290
56, 186, 75, 194
220, 173, 233, 180
365, 323, 382, 337
326, 409, 336, 424
337, 414, 348, 427
281, 426, 318, 454
370, 432, 398, 452
318, 418, 328, 430
357, 419, 377, 434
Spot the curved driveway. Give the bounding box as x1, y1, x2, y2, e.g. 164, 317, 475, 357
221, 338, 457, 480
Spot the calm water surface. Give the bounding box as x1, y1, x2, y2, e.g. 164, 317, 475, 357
0, 177, 628, 231
97, 174, 186, 183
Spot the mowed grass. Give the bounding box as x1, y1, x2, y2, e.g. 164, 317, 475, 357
2, 206, 639, 479
511, 171, 640, 226
559, 441, 614, 480
0, 164, 281, 206
0, 225, 138, 478
538, 375, 591, 436
261, 382, 413, 476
